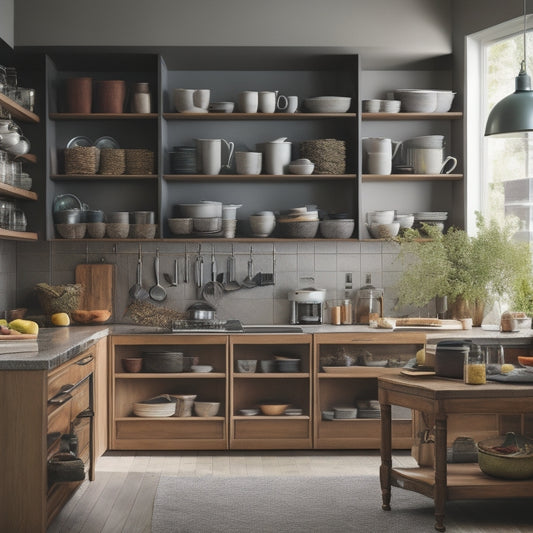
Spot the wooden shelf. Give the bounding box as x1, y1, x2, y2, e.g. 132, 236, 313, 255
234, 373, 310, 378
362, 111, 462, 120
0, 228, 38, 241
16, 153, 37, 165
51, 174, 157, 181
163, 112, 357, 120
0, 93, 40, 123
362, 173, 462, 182
0, 182, 37, 200
49, 113, 158, 120
115, 372, 225, 379
116, 416, 225, 421
164, 173, 356, 181
233, 415, 309, 420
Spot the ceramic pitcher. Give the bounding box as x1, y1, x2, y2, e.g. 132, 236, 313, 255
196, 138, 235, 175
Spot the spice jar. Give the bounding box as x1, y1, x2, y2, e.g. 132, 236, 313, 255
131, 82, 151, 114
464, 344, 486, 385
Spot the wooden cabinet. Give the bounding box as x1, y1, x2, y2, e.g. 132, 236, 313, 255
0, 339, 105, 533
109, 334, 229, 450
313, 332, 425, 449
0, 91, 39, 241
229, 333, 313, 449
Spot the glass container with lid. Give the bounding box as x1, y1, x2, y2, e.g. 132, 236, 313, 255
354, 274, 384, 325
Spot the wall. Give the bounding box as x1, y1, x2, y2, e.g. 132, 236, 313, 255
14, 0, 452, 68
0, 0, 14, 49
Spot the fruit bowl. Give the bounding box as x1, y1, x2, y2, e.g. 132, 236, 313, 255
477, 433, 533, 479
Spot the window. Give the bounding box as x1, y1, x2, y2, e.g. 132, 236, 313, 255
468, 15, 533, 238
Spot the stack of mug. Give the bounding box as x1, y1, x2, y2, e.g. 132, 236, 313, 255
403, 135, 457, 174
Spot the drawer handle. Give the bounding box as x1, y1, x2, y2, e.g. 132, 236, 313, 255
77, 408, 94, 419
77, 355, 94, 366
48, 392, 72, 405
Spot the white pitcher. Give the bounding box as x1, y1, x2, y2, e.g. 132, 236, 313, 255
174, 89, 210, 113
362, 137, 402, 173
196, 138, 235, 175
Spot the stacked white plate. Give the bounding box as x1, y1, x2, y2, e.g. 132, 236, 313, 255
414, 211, 448, 221
133, 394, 177, 417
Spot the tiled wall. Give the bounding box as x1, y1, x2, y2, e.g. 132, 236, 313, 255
14, 240, 428, 324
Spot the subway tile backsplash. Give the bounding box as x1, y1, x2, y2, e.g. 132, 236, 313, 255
10, 240, 434, 324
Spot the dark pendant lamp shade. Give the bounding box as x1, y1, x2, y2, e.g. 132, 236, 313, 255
485, 0, 533, 137
485, 67, 533, 137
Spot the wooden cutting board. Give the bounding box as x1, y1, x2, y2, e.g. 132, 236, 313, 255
75, 263, 114, 317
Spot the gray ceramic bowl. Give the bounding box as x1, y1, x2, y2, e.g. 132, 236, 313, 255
278, 220, 319, 238
319, 219, 354, 239
237, 359, 257, 373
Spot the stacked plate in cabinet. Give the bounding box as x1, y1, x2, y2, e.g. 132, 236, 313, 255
169, 147, 197, 174
133, 394, 177, 417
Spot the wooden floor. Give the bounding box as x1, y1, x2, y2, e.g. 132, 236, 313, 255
48, 450, 531, 533
48, 449, 415, 533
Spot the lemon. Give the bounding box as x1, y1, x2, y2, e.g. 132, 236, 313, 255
0, 319, 7, 326
501, 363, 515, 374
51, 313, 70, 327
8, 318, 39, 335
415, 348, 425, 366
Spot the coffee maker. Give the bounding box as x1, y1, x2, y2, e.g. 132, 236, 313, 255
288, 288, 327, 325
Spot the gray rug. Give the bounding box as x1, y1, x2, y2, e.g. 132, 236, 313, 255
152, 475, 532, 533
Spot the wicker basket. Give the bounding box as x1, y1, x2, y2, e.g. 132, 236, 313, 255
299, 139, 346, 174
35, 282, 83, 316
64, 146, 100, 175
125, 149, 155, 174
99, 148, 126, 175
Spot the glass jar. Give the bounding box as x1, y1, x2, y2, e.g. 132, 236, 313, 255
0, 198, 15, 230
464, 344, 486, 385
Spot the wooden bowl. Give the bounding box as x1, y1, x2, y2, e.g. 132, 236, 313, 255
259, 403, 290, 416
518, 356, 533, 367
122, 357, 143, 373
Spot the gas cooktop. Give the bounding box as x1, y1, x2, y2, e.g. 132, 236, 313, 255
171, 319, 244, 333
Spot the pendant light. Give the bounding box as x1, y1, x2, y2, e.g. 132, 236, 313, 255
485, 0, 533, 137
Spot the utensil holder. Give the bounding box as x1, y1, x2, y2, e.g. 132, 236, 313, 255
95, 80, 126, 113
66, 77, 92, 113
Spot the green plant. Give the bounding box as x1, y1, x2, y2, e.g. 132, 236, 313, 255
394, 213, 532, 314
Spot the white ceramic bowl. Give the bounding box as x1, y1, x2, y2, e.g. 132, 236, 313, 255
191, 365, 213, 373
394, 90, 437, 113
194, 401, 220, 417
249, 215, 276, 237
178, 203, 220, 218
434, 91, 456, 112
304, 96, 351, 113
394, 214, 415, 229
168, 217, 193, 235
380, 99, 401, 113
208, 101, 235, 113
289, 162, 315, 175
367, 222, 400, 239
367, 210, 395, 224
237, 359, 257, 373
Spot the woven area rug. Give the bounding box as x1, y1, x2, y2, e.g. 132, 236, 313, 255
151, 475, 532, 533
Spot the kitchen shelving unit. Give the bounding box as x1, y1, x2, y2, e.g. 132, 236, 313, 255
0, 90, 40, 241
313, 332, 425, 449
229, 333, 313, 450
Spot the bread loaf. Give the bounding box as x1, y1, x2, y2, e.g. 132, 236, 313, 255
395, 317, 442, 327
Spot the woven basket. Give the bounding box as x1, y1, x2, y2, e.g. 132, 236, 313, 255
125, 149, 155, 174
99, 148, 126, 174
64, 146, 100, 175
300, 139, 346, 174
35, 282, 83, 317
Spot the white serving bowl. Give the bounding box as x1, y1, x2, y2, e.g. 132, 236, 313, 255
367, 222, 400, 239
191, 365, 213, 373
394, 214, 415, 229
289, 158, 315, 175
303, 96, 351, 113
178, 203, 220, 218
394, 90, 437, 113
249, 214, 276, 237
434, 91, 456, 112
208, 101, 235, 113
194, 401, 220, 417
367, 210, 395, 224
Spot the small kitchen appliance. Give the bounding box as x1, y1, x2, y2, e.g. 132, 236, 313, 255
288, 288, 327, 325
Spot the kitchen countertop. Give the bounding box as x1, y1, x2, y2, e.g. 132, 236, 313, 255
1, 323, 532, 370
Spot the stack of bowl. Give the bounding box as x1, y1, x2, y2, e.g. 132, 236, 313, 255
394, 89, 455, 113
319, 218, 354, 239
106, 211, 130, 239
174, 201, 222, 236
277, 207, 319, 238
366, 210, 400, 239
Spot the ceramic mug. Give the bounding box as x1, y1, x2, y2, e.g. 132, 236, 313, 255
413, 148, 458, 174
235, 151, 262, 175
174, 88, 210, 113
196, 138, 235, 175
258, 91, 276, 113
367, 151, 392, 175
285, 95, 298, 113
239, 91, 259, 113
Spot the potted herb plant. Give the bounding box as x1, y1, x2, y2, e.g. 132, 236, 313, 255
394, 213, 532, 325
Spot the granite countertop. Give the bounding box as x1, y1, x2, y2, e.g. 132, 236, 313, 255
1, 323, 532, 370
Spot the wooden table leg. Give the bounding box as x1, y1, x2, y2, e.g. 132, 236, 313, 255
433, 414, 447, 532
380, 402, 392, 511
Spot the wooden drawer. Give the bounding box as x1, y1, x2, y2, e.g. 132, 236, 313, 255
116, 419, 225, 440
71, 378, 91, 418
72, 416, 91, 453
48, 351, 95, 401
234, 418, 309, 439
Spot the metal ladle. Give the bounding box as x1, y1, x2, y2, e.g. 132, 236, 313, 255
223, 244, 241, 291
129, 244, 149, 301
149, 248, 167, 301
